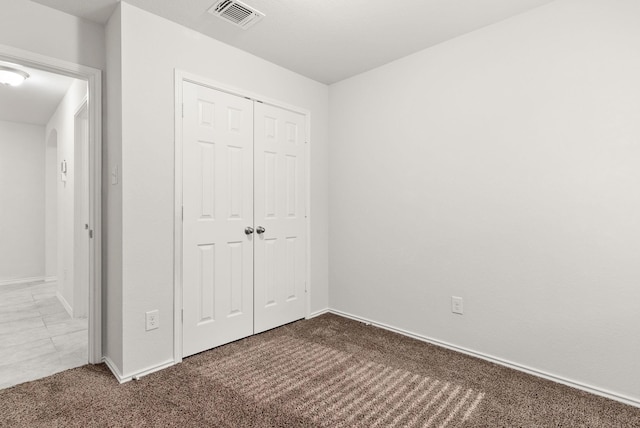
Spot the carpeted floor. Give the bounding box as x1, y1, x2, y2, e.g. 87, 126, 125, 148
1, 313, 639, 427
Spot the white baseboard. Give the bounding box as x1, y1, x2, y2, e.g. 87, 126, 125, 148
0, 276, 46, 287
56, 291, 73, 318
307, 308, 330, 319
44, 276, 57, 283
327, 308, 640, 409
103, 356, 175, 384
102, 356, 126, 382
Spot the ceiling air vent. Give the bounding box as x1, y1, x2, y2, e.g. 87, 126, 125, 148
208, 0, 265, 29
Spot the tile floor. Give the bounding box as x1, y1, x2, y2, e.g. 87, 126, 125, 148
0, 280, 88, 389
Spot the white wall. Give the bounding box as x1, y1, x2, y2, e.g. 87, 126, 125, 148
45, 129, 57, 280
329, 0, 640, 404
109, 2, 329, 377
45, 80, 88, 312
0, 0, 105, 70
0, 120, 45, 282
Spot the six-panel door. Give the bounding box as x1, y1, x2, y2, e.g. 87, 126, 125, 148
182, 82, 254, 357
253, 103, 307, 333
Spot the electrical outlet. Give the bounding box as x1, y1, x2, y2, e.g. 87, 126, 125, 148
451, 296, 464, 315
146, 310, 159, 331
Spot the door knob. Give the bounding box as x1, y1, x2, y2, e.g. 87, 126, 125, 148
256, 226, 266, 235
244, 227, 254, 235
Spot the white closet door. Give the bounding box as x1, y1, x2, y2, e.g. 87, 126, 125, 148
253, 103, 307, 333
182, 82, 254, 357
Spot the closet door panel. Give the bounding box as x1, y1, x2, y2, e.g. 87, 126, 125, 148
182, 82, 254, 357
254, 103, 307, 333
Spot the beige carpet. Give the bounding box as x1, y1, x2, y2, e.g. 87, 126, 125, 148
1, 313, 639, 427
200, 335, 484, 427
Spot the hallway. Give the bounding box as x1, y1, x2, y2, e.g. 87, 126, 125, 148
0, 280, 87, 389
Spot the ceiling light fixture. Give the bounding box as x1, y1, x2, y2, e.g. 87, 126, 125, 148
0, 66, 30, 86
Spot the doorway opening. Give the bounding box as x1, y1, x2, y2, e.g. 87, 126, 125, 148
0, 47, 102, 389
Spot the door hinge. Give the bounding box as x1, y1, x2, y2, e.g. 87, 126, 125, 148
181, 206, 184, 221
89, 229, 94, 239
181, 309, 184, 323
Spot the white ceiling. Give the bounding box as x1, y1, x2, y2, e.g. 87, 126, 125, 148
0, 61, 76, 125
31, 0, 556, 84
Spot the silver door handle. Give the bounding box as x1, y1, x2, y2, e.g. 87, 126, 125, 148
244, 227, 254, 235
256, 226, 265, 235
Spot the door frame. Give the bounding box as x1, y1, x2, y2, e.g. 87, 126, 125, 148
73, 98, 89, 319
173, 70, 312, 363
0, 43, 103, 364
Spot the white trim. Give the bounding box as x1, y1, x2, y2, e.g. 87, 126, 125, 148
0, 43, 103, 366
307, 308, 330, 319
173, 71, 184, 365
178, 70, 311, 116
44, 276, 57, 283
304, 113, 312, 319
125, 359, 175, 382
103, 357, 175, 384
73, 97, 89, 320
0, 276, 46, 287
173, 69, 312, 363
73, 95, 89, 117
86, 65, 103, 367
102, 356, 126, 383
56, 291, 73, 318
328, 309, 640, 409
